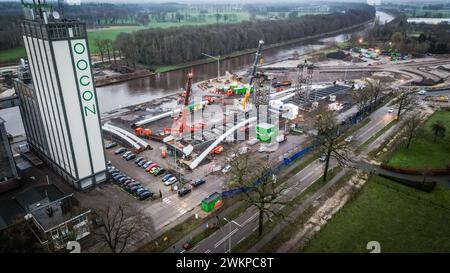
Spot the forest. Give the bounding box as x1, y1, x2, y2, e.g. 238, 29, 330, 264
116, 4, 375, 67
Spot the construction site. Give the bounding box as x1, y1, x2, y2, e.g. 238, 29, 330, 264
99, 33, 450, 224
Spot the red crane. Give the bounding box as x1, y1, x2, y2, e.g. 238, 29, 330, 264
164, 72, 194, 136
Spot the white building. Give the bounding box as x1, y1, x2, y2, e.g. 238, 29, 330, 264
14, 7, 106, 190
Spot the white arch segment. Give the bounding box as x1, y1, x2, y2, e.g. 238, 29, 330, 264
104, 123, 150, 149
102, 126, 141, 151
189, 116, 257, 170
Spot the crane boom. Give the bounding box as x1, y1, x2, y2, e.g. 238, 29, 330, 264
250, 40, 264, 85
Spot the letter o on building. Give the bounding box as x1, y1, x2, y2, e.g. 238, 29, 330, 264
76, 60, 88, 71
79, 75, 90, 86
82, 90, 93, 101
73, 43, 86, 55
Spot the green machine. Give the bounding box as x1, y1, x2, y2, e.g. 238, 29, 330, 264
233, 85, 254, 95
256, 123, 278, 142
201, 192, 223, 213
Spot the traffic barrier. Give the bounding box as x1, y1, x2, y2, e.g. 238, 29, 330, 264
221, 145, 314, 197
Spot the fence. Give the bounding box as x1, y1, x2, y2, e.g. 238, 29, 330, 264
221, 145, 314, 198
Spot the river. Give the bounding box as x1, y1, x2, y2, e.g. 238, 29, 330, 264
0, 11, 393, 136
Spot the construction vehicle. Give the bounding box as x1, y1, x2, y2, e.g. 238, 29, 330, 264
242, 91, 251, 109
209, 145, 224, 155
241, 40, 265, 111
163, 72, 205, 136
272, 80, 292, 88
135, 127, 152, 136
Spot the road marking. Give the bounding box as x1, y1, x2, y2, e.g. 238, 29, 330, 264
242, 212, 258, 226
253, 227, 258, 232
214, 228, 238, 248
205, 249, 211, 253
180, 250, 186, 253
358, 118, 388, 140
237, 236, 247, 244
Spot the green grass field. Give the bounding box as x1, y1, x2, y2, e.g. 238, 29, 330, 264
304, 175, 450, 253
0, 47, 26, 64
87, 11, 251, 54
386, 111, 450, 170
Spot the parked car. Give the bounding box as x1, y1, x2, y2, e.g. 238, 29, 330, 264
109, 169, 120, 175
162, 173, 173, 182
135, 188, 147, 196
125, 182, 141, 191
190, 179, 206, 187
154, 168, 166, 176
164, 177, 178, 186
178, 187, 192, 197
345, 135, 353, 143
125, 153, 136, 161
138, 160, 148, 167
112, 174, 125, 181
118, 177, 130, 184
222, 165, 231, 173
122, 179, 135, 187
130, 185, 143, 194
388, 108, 394, 113
139, 191, 153, 200
134, 157, 144, 164
150, 167, 161, 174
418, 90, 427, 95
122, 151, 131, 158
112, 172, 123, 179
319, 155, 327, 162
146, 164, 158, 172
105, 142, 118, 149
143, 161, 153, 169
126, 182, 141, 191
114, 147, 127, 155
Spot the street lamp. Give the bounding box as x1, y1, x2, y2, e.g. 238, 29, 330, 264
223, 217, 242, 253
202, 53, 221, 81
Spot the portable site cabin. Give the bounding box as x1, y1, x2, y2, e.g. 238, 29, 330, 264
201, 192, 223, 213
256, 123, 278, 142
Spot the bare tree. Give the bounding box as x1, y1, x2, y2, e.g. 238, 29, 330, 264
92, 203, 151, 253
404, 112, 422, 149
227, 152, 288, 237
395, 88, 417, 120
365, 78, 383, 108
315, 106, 352, 181
431, 120, 446, 142
103, 39, 112, 63
351, 86, 371, 116
95, 39, 106, 64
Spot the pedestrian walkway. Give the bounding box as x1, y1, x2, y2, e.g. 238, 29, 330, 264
357, 161, 450, 188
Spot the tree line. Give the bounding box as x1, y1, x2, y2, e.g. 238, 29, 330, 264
366, 15, 450, 55
116, 5, 375, 67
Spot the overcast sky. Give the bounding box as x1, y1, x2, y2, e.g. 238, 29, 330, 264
0, 0, 447, 4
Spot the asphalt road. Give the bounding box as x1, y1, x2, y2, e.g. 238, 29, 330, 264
184, 101, 396, 253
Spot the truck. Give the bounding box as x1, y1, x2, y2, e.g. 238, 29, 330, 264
276, 135, 287, 143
